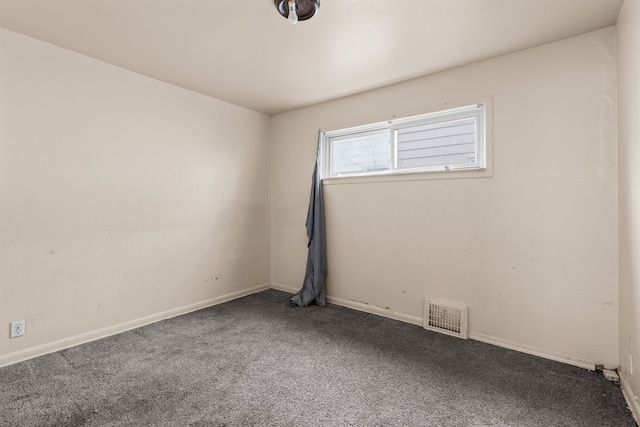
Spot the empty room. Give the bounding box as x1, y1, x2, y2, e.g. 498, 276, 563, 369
2, 0, 640, 425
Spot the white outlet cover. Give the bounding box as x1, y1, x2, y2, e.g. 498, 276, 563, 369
10, 319, 25, 338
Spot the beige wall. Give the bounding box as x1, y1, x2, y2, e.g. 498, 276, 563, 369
618, 0, 640, 407
0, 28, 271, 366
272, 28, 619, 368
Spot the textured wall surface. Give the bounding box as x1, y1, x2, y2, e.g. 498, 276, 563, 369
0, 28, 271, 365
272, 28, 618, 368
617, 0, 640, 406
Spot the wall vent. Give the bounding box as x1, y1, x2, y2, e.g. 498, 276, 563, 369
423, 298, 468, 339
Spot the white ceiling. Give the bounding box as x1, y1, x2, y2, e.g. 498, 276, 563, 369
0, 0, 624, 115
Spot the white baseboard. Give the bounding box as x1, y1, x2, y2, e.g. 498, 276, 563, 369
269, 283, 599, 371
468, 332, 596, 371
271, 283, 421, 324
621, 376, 640, 425
325, 295, 423, 326
0, 283, 270, 369
6, 282, 603, 374
270, 283, 298, 294
270, 283, 423, 325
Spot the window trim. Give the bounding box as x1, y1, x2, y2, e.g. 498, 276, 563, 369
320, 96, 492, 184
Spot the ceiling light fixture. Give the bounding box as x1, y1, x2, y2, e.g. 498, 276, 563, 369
274, 0, 320, 24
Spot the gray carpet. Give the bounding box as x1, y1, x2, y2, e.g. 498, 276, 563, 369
0, 289, 636, 426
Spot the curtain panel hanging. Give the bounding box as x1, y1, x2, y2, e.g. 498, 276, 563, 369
290, 132, 327, 307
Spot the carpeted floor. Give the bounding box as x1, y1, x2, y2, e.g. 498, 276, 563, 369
0, 289, 636, 426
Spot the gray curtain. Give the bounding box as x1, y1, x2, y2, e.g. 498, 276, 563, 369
290, 134, 327, 307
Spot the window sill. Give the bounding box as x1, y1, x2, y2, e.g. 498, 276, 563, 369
321, 166, 492, 185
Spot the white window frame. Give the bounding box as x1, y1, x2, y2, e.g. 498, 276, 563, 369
320, 97, 492, 183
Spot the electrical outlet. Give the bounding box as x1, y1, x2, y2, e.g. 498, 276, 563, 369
10, 320, 25, 338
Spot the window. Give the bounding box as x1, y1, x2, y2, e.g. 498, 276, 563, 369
321, 101, 488, 179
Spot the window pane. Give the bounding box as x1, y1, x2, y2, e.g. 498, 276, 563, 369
396, 117, 477, 169
331, 132, 390, 175
321, 102, 486, 179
